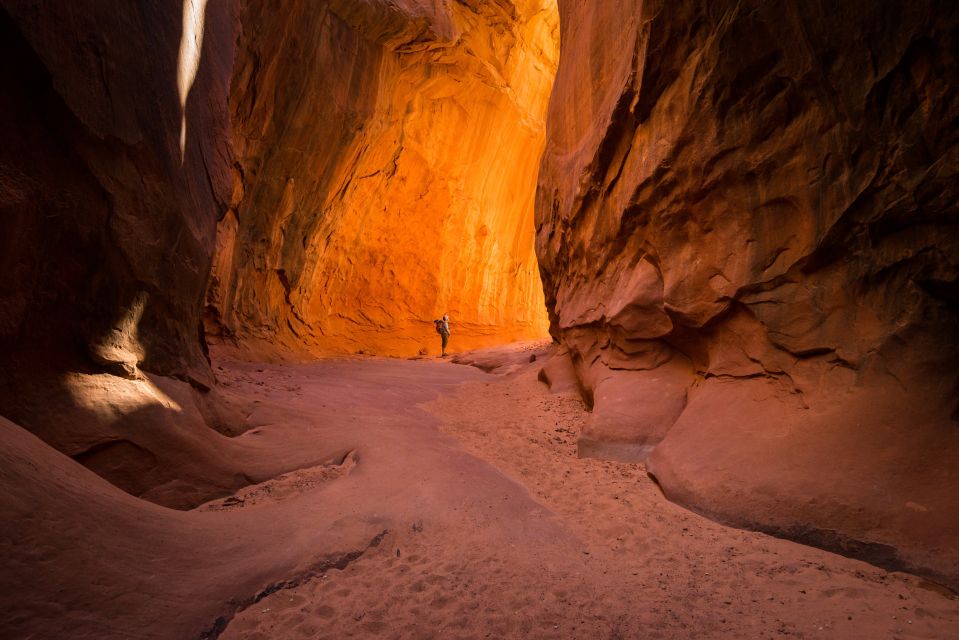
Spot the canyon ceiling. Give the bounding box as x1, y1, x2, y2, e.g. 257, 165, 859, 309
0, 0, 957, 603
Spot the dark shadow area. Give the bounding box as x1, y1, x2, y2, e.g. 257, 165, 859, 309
0, 1, 253, 505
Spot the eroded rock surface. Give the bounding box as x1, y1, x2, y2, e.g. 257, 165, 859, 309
205, 0, 559, 356
0, 1, 254, 500
2, 0, 958, 606
537, 0, 959, 584
0, 0, 558, 502
0, 0, 234, 388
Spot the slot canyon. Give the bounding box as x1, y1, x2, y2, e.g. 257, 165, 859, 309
1, 0, 957, 638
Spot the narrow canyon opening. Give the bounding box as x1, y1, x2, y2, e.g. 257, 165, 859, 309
2, 1, 958, 639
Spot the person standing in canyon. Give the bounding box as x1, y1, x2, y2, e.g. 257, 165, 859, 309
434, 314, 451, 357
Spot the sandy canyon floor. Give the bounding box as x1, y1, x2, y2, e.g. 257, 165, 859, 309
187, 341, 958, 640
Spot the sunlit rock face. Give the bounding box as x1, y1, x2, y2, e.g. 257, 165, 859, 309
205, 0, 558, 357
537, 1, 959, 584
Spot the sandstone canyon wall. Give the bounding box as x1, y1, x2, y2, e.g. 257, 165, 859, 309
2, 0, 958, 595
537, 0, 959, 584
0, 1, 277, 506
0, 0, 233, 388
0, 1, 361, 508
0, 0, 559, 505
205, 0, 558, 357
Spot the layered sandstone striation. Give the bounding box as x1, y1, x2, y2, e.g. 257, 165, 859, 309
537, 0, 959, 584
205, 0, 558, 357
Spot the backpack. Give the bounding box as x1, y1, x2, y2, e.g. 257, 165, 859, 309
434, 319, 444, 335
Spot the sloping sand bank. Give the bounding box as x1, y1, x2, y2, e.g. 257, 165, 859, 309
2, 344, 957, 639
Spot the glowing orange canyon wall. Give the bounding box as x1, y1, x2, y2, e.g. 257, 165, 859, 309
205, 0, 559, 356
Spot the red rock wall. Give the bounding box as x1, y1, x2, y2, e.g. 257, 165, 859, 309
4, 0, 958, 590
206, 0, 558, 357
0, 0, 246, 503
0, 0, 235, 387
0, 0, 559, 503
537, 1, 959, 584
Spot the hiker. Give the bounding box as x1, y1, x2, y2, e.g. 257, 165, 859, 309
433, 313, 451, 356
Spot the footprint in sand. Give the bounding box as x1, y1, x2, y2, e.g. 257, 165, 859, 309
362, 619, 387, 633
313, 605, 335, 619
411, 579, 428, 593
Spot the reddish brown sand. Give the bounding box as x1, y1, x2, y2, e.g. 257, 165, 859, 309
214, 343, 959, 640
3, 342, 958, 639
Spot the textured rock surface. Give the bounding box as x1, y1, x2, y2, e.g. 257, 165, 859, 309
0, 0, 234, 387
3, 0, 959, 604
205, 0, 558, 357
0, 1, 254, 500
537, 0, 959, 584
0, 0, 557, 503
0, 0, 558, 505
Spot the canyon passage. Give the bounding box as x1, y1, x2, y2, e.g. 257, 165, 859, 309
1, 1, 958, 639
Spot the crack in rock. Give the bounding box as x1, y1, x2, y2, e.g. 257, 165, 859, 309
199, 529, 389, 639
